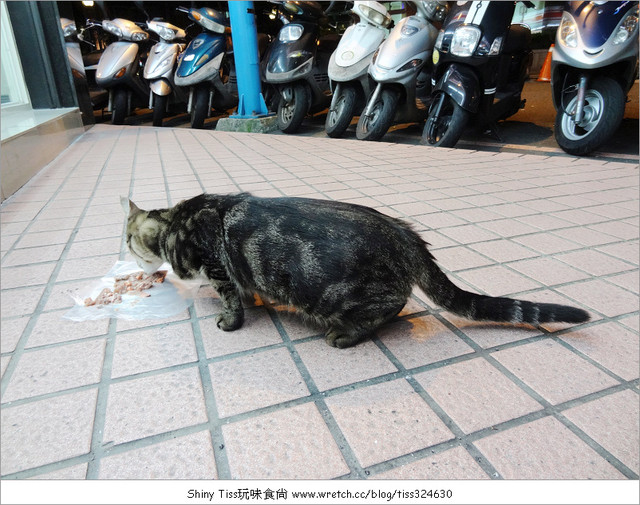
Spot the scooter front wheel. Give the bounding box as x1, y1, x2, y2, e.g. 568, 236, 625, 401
112, 88, 128, 125
152, 94, 167, 127
555, 76, 625, 156
191, 85, 210, 129
421, 93, 469, 148
325, 85, 357, 138
277, 83, 309, 133
355, 88, 398, 141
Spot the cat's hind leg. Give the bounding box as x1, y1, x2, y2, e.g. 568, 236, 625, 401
325, 301, 406, 349
211, 279, 244, 331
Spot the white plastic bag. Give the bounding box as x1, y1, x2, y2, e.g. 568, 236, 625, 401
63, 261, 201, 321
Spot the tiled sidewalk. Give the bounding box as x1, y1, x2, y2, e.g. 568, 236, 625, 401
1, 124, 638, 480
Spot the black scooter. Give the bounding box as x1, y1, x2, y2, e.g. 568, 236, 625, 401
422, 1, 533, 148
261, 1, 341, 133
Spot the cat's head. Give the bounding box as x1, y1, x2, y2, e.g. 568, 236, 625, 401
121, 197, 164, 274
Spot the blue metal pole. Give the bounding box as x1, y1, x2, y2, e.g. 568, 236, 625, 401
227, 1, 270, 118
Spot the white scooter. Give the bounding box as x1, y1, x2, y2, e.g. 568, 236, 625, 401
91, 18, 150, 125
325, 1, 391, 138
143, 19, 187, 127
356, 1, 448, 141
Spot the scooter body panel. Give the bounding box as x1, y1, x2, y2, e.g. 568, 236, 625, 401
175, 33, 226, 81
433, 63, 481, 112
333, 22, 386, 70
370, 15, 437, 85
144, 41, 181, 81
96, 41, 139, 87
263, 28, 318, 82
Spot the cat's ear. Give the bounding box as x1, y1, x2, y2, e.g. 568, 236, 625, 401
121, 196, 142, 217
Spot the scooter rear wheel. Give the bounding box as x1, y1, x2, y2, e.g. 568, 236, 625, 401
112, 89, 128, 125
554, 76, 625, 156
325, 85, 357, 138
356, 88, 398, 141
277, 83, 309, 134
191, 85, 210, 129
152, 94, 167, 127
421, 93, 469, 148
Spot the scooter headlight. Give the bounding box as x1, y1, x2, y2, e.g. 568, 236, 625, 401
131, 31, 148, 42
62, 22, 77, 38
613, 6, 639, 45
103, 20, 123, 38
357, 4, 392, 28
558, 13, 578, 48
279, 24, 303, 42
450, 25, 481, 57
155, 25, 176, 41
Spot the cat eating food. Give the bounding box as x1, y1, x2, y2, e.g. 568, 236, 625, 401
122, 193, 589, 348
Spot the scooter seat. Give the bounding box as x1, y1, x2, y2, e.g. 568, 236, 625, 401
503, 24, 532, 54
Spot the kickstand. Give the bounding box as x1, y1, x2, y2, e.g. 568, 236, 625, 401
483, 122, 503, 143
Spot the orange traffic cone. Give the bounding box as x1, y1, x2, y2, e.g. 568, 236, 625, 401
537, 44, 554, 82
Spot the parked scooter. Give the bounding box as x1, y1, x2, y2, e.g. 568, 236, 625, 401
422, 1, 533, 148
551, 1, 639, 156
91, 18, 150, 125
356, 1, 447, 141
325, 1, 392, 138
261, 1, 341, 133
174, 6, 236, 129
143, 19, 188, 127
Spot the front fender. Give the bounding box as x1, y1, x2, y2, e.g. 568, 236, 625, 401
434, 64, 481, 113
150, 79, 172, 96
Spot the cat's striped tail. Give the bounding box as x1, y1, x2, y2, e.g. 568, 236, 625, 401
418, 260, 590, 325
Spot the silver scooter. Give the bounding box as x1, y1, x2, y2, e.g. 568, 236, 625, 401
356, 1, 448, 141
143, 19, 187, 127
325, 1, 391, 138
92, 18, 150, 125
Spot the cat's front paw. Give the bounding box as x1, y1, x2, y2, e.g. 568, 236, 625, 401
215, 311, 243, 331
325, 331, 360, 349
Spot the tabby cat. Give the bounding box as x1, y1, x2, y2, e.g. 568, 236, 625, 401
121, 193, 589, 348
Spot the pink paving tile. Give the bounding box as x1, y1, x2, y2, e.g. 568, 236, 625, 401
1, 286, 45, 318
596, 241, 639, 265
556, 249, 635, 277
557, 226, 620, 247
56, 255, 119, 282
431, 246, 494, 272
295, 338, 397, 391
0, 317, 28, 353
376, 316, 474, 369
2, 339, 106, 402
618, 314, 639, 333
223, 402, 349, 479
563, 390, 639, 474
1, 356, 11, 378
560, 322, 639, 381
200, 308, 282, 358
65, 237, 122, 260
373, 446, 489, 479
604, 271, 639, 293
478, 219, 540, 238
73, 223, 123, 242
208, 347, 309, 417
26, 310, 109, 348
455, 265, 542, 297
416, 358, 542, 433
29, 463, 88, 479
556, 279, 639, 318
468, 239, 538, 263
99, 431, 217, 479
513, 232, 582, 255
0, 263, 56, 290
103, 367, 208, 445
114, 310, 191, 332
437, 224, 501, 245
2, 244, 65, 267
111, 323, 197, 378
491, 339, 619, 405
14, 229, 72, 249
589, 221, 638, 241
276, 308, 325, 340
325, 379, 454, 468
0, 389, 97, 475
508, 257, 590, 287
474, 416, 624, 479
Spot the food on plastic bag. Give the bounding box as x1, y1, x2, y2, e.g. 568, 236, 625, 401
64, 261, 201, 321
83, 270, 168, 306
